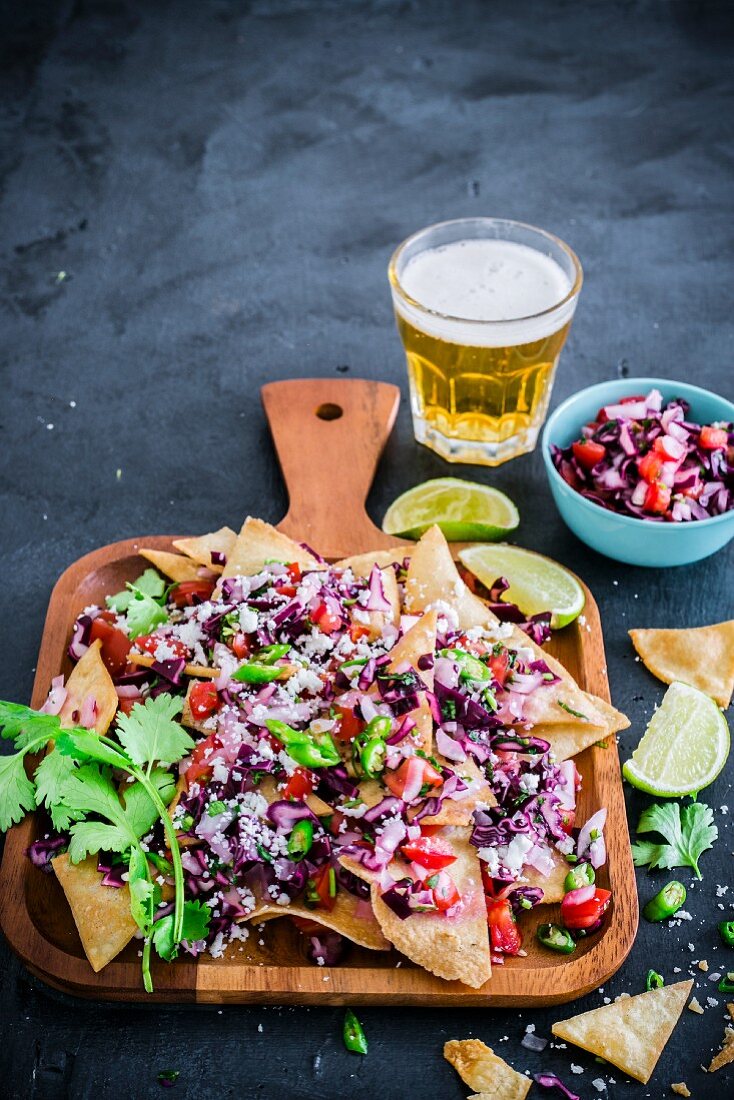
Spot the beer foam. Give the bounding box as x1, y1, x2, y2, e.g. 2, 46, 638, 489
395, 239, 577, 347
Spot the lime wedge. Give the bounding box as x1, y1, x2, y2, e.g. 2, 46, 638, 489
458, 543, 585, 629
623, 681, 729, 797
382, 478, 519, 542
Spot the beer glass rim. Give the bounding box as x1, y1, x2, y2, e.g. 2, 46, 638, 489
388, 217, 583, 326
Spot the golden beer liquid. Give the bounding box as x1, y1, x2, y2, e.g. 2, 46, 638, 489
396, 312, 571, 451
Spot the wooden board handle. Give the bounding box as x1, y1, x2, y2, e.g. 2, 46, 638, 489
261, 378, 404, 559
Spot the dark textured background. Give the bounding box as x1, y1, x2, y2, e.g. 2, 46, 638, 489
1, 2, 733, 1097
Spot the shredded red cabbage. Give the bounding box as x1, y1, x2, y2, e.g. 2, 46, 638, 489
551, 388, 733, 522
534, 1073, 580, 1100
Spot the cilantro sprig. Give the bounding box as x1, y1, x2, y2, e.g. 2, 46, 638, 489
0, 693, 204, 992
107, 568, 170, 638
631, 800, 718, 880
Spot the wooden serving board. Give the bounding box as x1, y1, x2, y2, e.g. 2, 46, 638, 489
0, 378, 638, 1005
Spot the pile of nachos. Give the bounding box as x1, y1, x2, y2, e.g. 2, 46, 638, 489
0, 518, 629, 991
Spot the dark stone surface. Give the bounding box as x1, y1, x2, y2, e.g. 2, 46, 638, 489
1, 2, 733, 1097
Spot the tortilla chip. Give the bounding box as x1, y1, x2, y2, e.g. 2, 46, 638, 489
522, 847, 569, 903
172, 526, 236, 572
219, 517, 324, 583
130, 652, 219, 680
59, 639, 118, 734
348, 826, 491, 987
708, 1003, 734, 1072
444, 1039, 531, 1099
630, 623, 734, 708
385, 611, 436, 753
334, 548, 411, 573
249, 893, 390, 952
552, 979, 693, 1084
418, 757, 495, 827
405, 525, 497, 631
138, 548, 203, 583
52, 853, 137, 972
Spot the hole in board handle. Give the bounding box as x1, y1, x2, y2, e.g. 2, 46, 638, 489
315, 403, 343, 421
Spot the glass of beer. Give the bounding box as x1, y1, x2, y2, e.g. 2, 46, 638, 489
388, 218, 583, 466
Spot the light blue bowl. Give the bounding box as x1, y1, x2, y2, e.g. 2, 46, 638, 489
542, 377, 734, 567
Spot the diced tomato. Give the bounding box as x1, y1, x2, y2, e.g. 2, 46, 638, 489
401, 836, 457, 871
620, 394, 646, 405
480, 863, 496, 897
89, 617, 132, 677
117, 696, 137, 717
700, 425, 728, 450
333, 705, 364, 743
188, 681, 219, 720
384, 756, 443, 802
287, 563, 302, 584
486, 897, 522, 955
349, 623, 372, 643
572, 439, 606, 471
312, 602, 342, 634
326, 810, 347, 837
643, 480, 671, 514
135, 634, 188, 660
487, 649, 509, 687
278, 584, 298, 598
171, 579, 215, 608
417, 823, 443, 838
283, 767, 316, 801
184, 731, 221, 787
97, 609, 118, 625
230, 632, 251, 660
431, 870, 461, 912
308, 866, 337, 912
652, 434, 685, 462
637, 450, 663, 482
559, 808, 576, 834
561, 887, 611, 931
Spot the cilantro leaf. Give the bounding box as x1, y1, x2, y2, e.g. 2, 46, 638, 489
0, 700, 61, 750
152, 899, 210, 961
0, 752, 36, 831
125, 591, 168, 639
122, 769, 176, 837
115, 695, 192, 769
33, 751, 83, 831
631, 801, 718, 879
63, 765, 143, 862
56, 729, 131, 769
128, 846, 161, 934
107, 568, 167, 614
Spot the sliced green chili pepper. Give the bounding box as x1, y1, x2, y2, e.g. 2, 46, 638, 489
717, 971, 734, 994
360, 737, 386, 779
257, 643, 291, 664
287, 819, 314, 861
440, 648, 491, 684
537, 923, 576, 954
232, 662, 284, 684
265, 719, 340, 768
719, 921, 734, 947
642, 881, 686, 923
564, 862, 595, 893
207, 800, 227, 816
146, 851, 174, 877
343, 1009, 368, 1055
645, 969, 664, 991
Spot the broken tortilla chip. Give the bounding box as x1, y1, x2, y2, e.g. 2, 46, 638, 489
444, 1038, 531, 1099
405, 525, 497, 631
220, 517, 323, 582
172, 526, 236, 572
59, 639, 118, 735
249, 893, 390, 952
334, 548, 411, 573
707, 1003, 734, 1072
130, 652, 219, 680
630, 622, 734, 708
346, 826, 491, 987
138, 548, 204, 583
418, 757, 495, 827
52, 853, 137, 972
552, 978, 693, 1084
